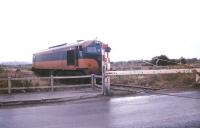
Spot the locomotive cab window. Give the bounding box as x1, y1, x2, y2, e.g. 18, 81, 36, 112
86, 47, 98, 53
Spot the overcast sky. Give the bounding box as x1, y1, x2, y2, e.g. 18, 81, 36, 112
0, 0, 200, 62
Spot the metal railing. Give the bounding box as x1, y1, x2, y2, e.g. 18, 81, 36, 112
0, 74, 102, 94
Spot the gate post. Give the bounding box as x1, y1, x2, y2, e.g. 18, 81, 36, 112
104, 75, 111, 96
102, 49, 106, 95
102, 48, 111, 96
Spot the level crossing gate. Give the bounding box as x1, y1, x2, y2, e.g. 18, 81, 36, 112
101, 50, 200, 96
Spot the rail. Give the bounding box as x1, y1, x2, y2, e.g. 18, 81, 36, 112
0, 74, 102, 94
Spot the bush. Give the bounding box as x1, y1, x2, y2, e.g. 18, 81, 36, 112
180, 57, 186, 64
192, 82, 200, 88
0, 67, 4, 74
150, 55, 172, 66
150, 55, 188, 66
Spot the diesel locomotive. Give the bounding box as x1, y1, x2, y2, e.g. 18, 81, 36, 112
32, 40, 111, 76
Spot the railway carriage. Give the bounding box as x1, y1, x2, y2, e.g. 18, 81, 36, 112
32, 40, 111, 76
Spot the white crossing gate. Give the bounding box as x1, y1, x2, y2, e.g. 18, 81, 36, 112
101, 49, 200, 96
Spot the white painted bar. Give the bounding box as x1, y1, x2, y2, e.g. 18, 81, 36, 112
105, 68, 200, 76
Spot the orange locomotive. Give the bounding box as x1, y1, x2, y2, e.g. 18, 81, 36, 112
32, 40, 111, 76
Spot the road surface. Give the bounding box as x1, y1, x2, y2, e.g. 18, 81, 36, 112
0, 91, 200, 128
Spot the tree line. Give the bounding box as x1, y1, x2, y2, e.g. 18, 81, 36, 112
150, 55, 200, 66
111, 55, 200, 66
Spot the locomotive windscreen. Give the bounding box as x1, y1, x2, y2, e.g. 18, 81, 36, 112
86, 44, 101, 54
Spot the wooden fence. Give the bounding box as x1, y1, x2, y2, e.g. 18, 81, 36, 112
1, 69, 200, 96
0, 74, 102, 94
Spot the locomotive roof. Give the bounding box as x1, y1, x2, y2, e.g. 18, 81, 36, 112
34, 40, 102, 55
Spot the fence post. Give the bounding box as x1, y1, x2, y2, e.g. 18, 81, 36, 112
50, 75, 54, 92
102, 61, 106, 95
196, 73, 200, 84
8, 77, 12, 94
94, 75, 96, 87
91, 74, 96, 89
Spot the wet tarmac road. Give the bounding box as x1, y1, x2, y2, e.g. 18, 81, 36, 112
0, 91, 200, 128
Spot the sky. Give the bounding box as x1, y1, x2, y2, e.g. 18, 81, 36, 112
0, 0, 200, 62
